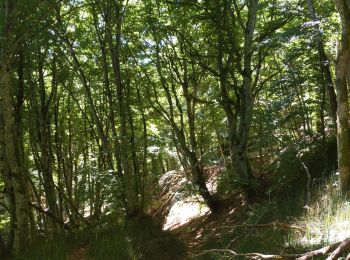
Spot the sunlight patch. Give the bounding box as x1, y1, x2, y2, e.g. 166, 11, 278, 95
163, 198, 209, 230
290, 176, 350, 247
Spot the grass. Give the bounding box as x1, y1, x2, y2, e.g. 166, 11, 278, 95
88, 225, 136, 260
14, 233, 72, 260
12, 220, 136, 260
196, 174, 350, 260
289, 175, 350, 248
14, 213, 186, 260
198, 202, 290, 260
126, 214, 187, 260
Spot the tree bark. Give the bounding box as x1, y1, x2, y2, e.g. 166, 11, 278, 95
0, 60, 30, 254
215, 0, 257, 192
150, 22, 220, 213
0, 115, 16, 254
334, 0, 350, 194
0, 1, 31, 253
105, 0, 140, 216
35, 51, 60, 230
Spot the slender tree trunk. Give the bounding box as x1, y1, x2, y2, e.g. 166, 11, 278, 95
0, 1, 31, 253
233, 0, 258, 187
173, 125, 220, 213
37, 52, 60, 230
136, 86, 149, 210
91, 2, 123, 179
150, 27, 219, 212
54, 95, 64, 222
334, 0, 350, 194
105, 0, 139, 216
55, 4, 115, 173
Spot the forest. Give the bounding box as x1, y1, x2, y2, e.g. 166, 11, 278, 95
1, 0, 350, 259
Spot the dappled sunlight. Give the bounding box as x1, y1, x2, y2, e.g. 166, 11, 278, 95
160, 166, 223, 231
163, 197, 209, 230
291, 177, 350, 247
297, 204, 350, 246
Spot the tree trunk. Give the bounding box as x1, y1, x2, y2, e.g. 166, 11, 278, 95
334, 0, 350, 194
105, 0, 139, 216
174, 125, 220, 213
216, 0, 257, 191
0, 60, 30, 254
37, 52, 60, 230
0, 116, 16, 254
234, 0, 258, 187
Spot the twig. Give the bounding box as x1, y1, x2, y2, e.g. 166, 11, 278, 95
28, 202, 70, 230
191, 248, 301, 259
219, 221, 305, 232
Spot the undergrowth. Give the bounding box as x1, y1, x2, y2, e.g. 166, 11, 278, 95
15, 214, 186, 260
290, 175, 350, 247
198, 174, 350, 260
15, 234, 71, 260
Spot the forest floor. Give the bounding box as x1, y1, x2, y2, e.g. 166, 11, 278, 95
69, 246, 88, 260
28, 141, 350, 259
171, 193, 248, 258
167, 185, 350, 260
67, 193, 248, 260
67, 187, 350, 260
65, 165, 350, 259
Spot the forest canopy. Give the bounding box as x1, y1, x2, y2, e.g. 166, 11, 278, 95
1, 0, 350, 259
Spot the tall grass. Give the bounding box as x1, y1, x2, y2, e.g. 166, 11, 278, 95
14, 233, 71, 260
197, 174, 350, 259
290, 175, 350, 247
88, 226, 136, 260
14, 214, 186, 260
14, 222, 136, 260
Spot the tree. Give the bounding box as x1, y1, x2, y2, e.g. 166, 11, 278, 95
141, 0, 221, 213
334, 0, 350, 194
0, 0, 31, 253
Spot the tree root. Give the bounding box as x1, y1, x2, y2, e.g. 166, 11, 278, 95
191, 238, 350, 259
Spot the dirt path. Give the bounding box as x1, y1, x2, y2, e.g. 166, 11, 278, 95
171, 193, 248, 257
69, 245, 88, 260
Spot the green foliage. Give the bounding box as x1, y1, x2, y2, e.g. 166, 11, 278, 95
0, 0, 345, 257
216, 168, 236, 195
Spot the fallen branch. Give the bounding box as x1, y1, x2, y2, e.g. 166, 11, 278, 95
325, 238, 350, 260
295, 241, 342, 260
191, 238, 350, 259
29, 202, 70, 230
191, 248, 302, 259
219, 221, 305, 232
